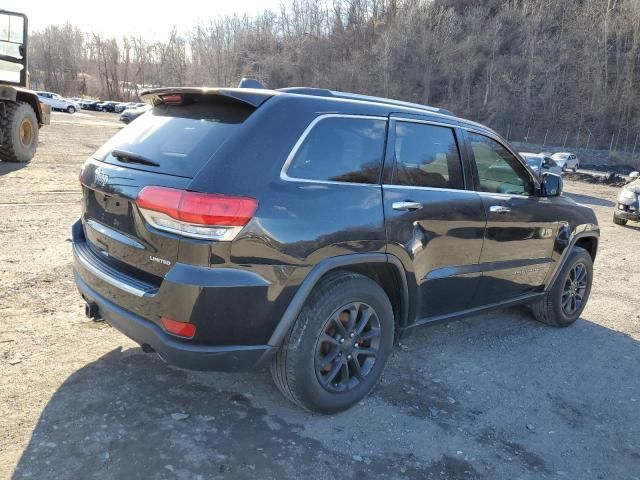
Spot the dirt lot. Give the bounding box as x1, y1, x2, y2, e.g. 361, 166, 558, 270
1, 113, 639, 480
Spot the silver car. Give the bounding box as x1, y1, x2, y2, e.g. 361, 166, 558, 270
614, 171, 640, 226
551, 152, 580, 172
520, 152, 563, 177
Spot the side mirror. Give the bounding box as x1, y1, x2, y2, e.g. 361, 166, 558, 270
630, 171, 640, 179
541, 173, 563, 197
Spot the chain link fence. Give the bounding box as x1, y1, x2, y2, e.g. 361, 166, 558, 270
488, 123, 640, 170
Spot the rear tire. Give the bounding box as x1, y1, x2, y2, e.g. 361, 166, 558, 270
613, 213, 628, 226
530, 247, 592, 327
0, 101, 39, 163
270, 271, 395, 414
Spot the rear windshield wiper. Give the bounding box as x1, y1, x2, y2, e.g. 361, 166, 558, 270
111, 149, 160, 167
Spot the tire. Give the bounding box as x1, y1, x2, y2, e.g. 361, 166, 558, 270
573, 165, 578, 172
530, 246, 593, 327
0, 101, 39, 163
66, 105, 76, 114
561, 165, 567, 172
270, 271, 395, 414
613, 213, 628, 226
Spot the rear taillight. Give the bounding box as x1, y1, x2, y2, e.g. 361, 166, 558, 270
136, 186, 257, 241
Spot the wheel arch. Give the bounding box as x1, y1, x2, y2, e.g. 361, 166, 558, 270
15, 91, 46, 126
268, 253, 410, 347
545, 230, 599, 290
0, 87, 48, 126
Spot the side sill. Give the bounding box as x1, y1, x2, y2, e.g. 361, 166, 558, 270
411, 291, 545, 328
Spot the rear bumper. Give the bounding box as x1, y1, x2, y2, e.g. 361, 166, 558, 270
74, 271, 276, 371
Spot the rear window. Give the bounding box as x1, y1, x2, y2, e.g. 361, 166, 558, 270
93, 99, 255, 177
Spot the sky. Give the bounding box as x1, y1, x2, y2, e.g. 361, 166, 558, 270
3, 0, 285, 39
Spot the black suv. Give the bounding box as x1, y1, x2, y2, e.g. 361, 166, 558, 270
72, 85, 599, 413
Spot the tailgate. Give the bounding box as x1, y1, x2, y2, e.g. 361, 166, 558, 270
80, 160, 191, 279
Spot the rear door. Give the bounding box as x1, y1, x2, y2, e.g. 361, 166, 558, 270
463, 130, 557, 305
79, 96, 258, 280
382, 118, 486, 320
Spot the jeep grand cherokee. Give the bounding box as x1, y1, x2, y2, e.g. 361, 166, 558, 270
72, 84, 599, 413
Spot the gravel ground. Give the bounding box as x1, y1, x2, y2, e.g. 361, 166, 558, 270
1, 113, 639, 480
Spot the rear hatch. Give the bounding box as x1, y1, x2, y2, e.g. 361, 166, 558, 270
80, 91, 268, 284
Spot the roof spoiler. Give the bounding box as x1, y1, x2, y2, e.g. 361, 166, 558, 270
140, 87, 273, 108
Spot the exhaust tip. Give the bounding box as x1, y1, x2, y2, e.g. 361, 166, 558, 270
84, 302, 101, 321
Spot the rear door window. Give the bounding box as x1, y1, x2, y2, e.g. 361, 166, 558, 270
392, 122, 464, 189
93, 99, 255, 178
284, 116, 386, 184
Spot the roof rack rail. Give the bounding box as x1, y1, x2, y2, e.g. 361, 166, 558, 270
277, 87, 334, 96
277, 87, 453, 116
330, 91, 454, 116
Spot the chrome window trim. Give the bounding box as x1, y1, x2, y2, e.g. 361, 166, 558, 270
381, 184, 480, 195
389, 116, 459, 130
475, 190, 545, 201
280, 113, 388, 186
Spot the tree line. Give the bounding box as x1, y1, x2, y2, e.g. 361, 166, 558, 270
27, 0, 640, 152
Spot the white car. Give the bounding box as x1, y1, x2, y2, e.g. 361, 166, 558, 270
520, 152, 563, 177
36, 91, 79, 114
550, 152, 580, 172
613, 171, 640, 226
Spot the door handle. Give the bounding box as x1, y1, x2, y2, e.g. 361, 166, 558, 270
392, 201, 423, 211
489, 205, 511, 214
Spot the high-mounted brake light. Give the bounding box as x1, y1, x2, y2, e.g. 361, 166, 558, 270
136, 186, 257, 241
161, 94, 183, 105
161, 317, 196, 338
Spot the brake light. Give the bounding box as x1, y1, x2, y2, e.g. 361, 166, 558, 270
161, 317, 196, 338
136, 186, 257, 241
161, 94, 183, 105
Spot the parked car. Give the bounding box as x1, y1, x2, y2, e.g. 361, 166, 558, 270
551, 152, 580, 172
115, 102, 138, 113
96, 101, 119, 112
119, 104, 150, 123
80, 100, 101, 111
520, 152, 563, 177
72, 84, 599, 413
36, 91, 79, 113
613, 171, 640, 226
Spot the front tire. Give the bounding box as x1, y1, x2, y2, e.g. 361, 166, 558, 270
531, 247, 593, 327
0, 101, 39, 163
271, 271, 395, 414
66, 105, 76, 114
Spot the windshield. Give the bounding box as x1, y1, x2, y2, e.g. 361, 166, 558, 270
525, 157, 541, 167
93, 99, 255, 177
552, 153, 569, 160
0, 13, 26, 84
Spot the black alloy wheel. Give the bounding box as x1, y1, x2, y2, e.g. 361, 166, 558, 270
315, 302, 381, 393
561, 262, 588, 315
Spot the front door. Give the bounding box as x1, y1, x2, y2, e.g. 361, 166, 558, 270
465, 131, 557, 305
383, 119, 486, 320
